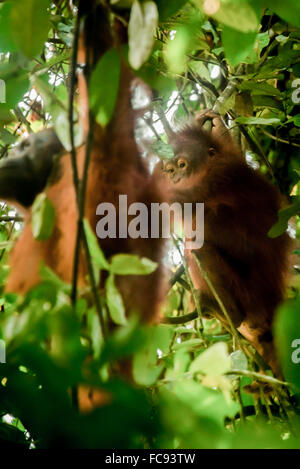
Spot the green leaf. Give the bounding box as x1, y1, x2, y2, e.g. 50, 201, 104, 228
222, 26, 257, 66
83, 218, 110, 270
34, 51, 71, 75
259, 0, 300, 28
110, 254, 157, 275
128, 1, 158, 70
274, 299, 300, 390
0, 73, 29, 110
239, 81, 282, 97
39, 262, 71, 294
293, 115, 300, 127
31, 75, 67, 111
0, 2, 18, 52
0, 128, 16, 145
189, 342, 232, 375
252, 95, 283, 110
235, 116, 281, 125
154, 0, 188, 21
133, 325, 173, 385
87, 307, 104, 358
165, 349, 191, 380
230, 350, 248, 370
169, 380, 239, 426
199, 0, 259, 33
53, 111, 84, 152
172, 338, 205, 351
151, 141, 174, 159
57, 22, 73, 47
89, 48, 121, 126
106, 274, 127, 326
137, 63, 176, 93
164, 17, 203, 74
11, 0, 51, 58
31, 193, 55, 241
32, 75, 83, 151
0, 109, 15, 123
268, 200, 300, 238
0, 422, 29, 448
0, 241, 13, 250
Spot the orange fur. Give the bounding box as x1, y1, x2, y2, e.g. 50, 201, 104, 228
156, 112, 291, 374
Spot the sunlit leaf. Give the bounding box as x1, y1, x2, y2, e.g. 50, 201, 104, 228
11, 0, 51, 58
164, 17, 203, 74
169, 380, 239, 425
89, 48, 121, 126
222, 26, 257, 66
235, 116, 281, 125
39, 262, 71, 294
154, 0, 188, 21
0, 2, 18, 52
239, 81, 282, 97
53, 112, 84, 151
199, 0, 259, 33
0, 73, 29, 110
83, 218, 110, 270
110, 254, 157, 275
87, 307, 104, 358
31, 193, 55, 241
274, 299, 300, 391
128, 0, 158, 70
106, 274, 127, 326
151, 141, 174, 159
133, 325, 173, 385
230, 350, 248, 370
258, 0, 300, 28
189, 342, 231, 375
268, 200, 300, 238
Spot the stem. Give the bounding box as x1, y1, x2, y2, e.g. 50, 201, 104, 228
172, 235, 206, 341
68, 7, 81, 307
0, 216, 23, 222
261, 128, 300, 148
162, 310, 198, 324
226, 369, 289, 387
192, 251, 242, 349
68, 7, 80, 194
67, 3, 81, 413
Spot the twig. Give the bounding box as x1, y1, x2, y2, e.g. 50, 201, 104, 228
142, 115, 162, 141
69, 7, 80, 306
154, 100, 174, 138
192, 251, 242, 349
261, 128, 300, 148
0, 216, 23, 222
212, 78, 238, 114
226, 369, 290, 387
68, 6, 80, 195
162, 310, 198, 324
13, 106, 32, 134
188, 69, 219, 99
172, 235, 205, 340
68, 4, 81, 413
169, 262, 191, 290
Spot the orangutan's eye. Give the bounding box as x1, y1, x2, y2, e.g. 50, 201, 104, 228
177, 158, 187, 169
